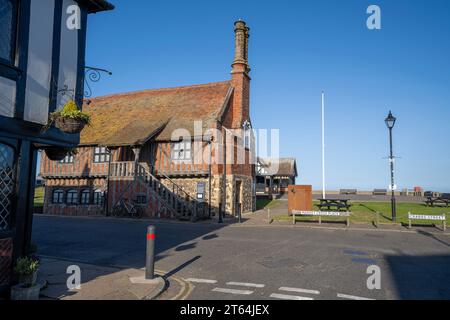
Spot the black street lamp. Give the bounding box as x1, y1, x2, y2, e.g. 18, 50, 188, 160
385, 111, 397, 222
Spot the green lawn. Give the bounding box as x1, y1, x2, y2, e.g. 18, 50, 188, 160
34, 187, 45, 207
256, 198, 280, 211
274, 201, 450, 226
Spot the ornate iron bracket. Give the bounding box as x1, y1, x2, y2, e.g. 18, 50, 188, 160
84, 66, 112, 99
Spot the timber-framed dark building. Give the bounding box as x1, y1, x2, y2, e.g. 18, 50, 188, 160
0, 0, 113, 295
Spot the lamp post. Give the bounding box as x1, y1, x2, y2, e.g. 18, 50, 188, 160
385, 111, 397, 222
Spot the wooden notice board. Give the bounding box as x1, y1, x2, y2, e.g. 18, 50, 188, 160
288, 185, 312, 214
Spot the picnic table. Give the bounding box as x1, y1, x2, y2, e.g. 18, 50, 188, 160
425, 193, 450, 207
317, 198, 352, 212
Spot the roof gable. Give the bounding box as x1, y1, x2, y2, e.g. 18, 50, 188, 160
257, 157, 298, 177
80, 81, 232, 146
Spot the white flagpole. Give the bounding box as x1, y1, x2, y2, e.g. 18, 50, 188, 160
322, 91, 326, 199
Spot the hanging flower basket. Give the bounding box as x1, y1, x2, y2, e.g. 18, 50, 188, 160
44, 147, 70, 161
49, 100, 90, 134
54, 117, 87, 134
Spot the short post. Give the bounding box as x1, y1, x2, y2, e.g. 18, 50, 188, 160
376, 211, 380, 228
146, 226, 156, 280
292, 212, 296, 225
267, 208, 271, 224
444, 214, 447, 231
318, 216, 322, 225
346, 214, 350, 227
408, 212, 411, 229
238, 203, 242, 223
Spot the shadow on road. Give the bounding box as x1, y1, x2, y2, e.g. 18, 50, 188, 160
385, 254, 450, 299
163, 255, 201, 279
32, 216, 229, 269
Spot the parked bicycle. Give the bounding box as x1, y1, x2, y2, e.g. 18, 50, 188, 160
112, 198, 144, 219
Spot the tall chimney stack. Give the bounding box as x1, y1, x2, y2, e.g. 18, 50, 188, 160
232, 20, 250, 74
231, 20, 250, 128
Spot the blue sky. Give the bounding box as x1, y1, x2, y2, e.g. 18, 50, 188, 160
77, 0, 450, 192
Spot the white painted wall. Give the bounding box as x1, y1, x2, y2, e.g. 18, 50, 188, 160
24, 0, 55, 125
56, 0, 79, 110
0, 76, 16, 118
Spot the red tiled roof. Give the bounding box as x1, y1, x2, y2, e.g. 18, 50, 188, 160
80, 81, 233, 146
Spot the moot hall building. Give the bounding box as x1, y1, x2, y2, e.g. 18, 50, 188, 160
40, 20, 257, 221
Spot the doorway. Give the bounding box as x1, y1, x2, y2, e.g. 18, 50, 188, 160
234, 180, 242, 217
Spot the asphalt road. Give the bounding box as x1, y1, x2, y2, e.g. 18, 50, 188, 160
32, 215, 450, 300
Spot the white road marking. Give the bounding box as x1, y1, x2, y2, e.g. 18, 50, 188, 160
226, 282, 265, 288
186, 278, 217, 284
279, 287, 320, 295
337, 293, 375, 300
270, 293, 314, 300
213, 288, 254, 295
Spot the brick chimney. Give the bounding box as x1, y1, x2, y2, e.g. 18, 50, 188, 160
231, 20, 250, 128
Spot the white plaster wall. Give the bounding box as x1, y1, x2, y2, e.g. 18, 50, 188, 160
56, 0, 79, 110
24, 0, 55, 124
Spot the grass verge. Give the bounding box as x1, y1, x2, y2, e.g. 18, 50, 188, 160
273, 201, 450, 226
34, 187, 45, 207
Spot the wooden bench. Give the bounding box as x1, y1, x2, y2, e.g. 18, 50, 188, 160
292, 210, 351, 227
373, 189, 387, 195
340, 189, 357, 195
425, 193, 450, 207
408, 212, 446, 231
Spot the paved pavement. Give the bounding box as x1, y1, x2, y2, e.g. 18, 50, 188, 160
38, 257, 166, 300
32, 213, 450, 300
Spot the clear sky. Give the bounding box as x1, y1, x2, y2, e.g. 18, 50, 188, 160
77, 0, 450, 192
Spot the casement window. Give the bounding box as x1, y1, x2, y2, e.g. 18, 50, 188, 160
80, 189, 90, 205
93, 147, 110, 163
66, 189, 78, 205
60, 154, 74, 164
243, 120, 252, 150
93, 189, 104, 205
52, 189, 64, 204
171, 141, 191, 161
135, 194, 147, 204
0, 0, 18, 65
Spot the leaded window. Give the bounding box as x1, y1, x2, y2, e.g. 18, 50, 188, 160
66, 190, 78, 205
93, 147, 110, 163
60, 154, 74, 164
80, 189, 90, 205
171, 141, 191, 161
0, 143, 15, 231
0, 0, 17, 64
52, 189, 64, 204
93, 189, 104, 205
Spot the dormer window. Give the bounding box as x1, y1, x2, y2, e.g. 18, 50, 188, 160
171, 141, 192, 161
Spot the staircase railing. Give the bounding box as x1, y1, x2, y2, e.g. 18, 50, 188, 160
136, 163, 208, 221
109, 161, 209, 221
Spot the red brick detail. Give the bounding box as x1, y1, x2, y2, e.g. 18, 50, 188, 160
0, 238, 13, 286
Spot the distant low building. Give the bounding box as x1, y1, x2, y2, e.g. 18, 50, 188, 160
256, 157, 298, 196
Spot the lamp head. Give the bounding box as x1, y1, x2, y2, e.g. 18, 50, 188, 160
385, 111, 396, 129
